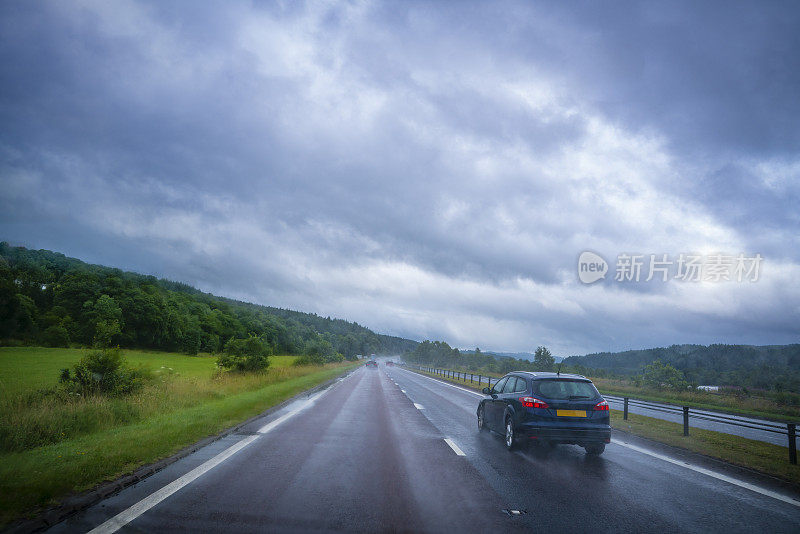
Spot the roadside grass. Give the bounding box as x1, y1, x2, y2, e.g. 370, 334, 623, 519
611, 410, 800, 486
408, 367, 800, 485
0, 346, 354, 526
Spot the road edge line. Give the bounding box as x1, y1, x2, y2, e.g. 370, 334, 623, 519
614, 440, 800, 507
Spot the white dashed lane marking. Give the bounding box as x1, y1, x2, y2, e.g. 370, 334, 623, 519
444, 438, 466, 456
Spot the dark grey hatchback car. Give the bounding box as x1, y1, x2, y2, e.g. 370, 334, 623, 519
477, 372, 611, 454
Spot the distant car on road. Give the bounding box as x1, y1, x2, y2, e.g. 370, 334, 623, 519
385, 360, 394, 366
365, 360, 378, 368
477, 372, 610, 454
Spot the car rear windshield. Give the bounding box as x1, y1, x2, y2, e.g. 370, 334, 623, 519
532, 379, 600, 400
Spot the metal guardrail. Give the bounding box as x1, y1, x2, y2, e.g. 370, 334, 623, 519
413, 365, 798, 464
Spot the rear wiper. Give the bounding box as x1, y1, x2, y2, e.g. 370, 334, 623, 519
568, 395, 590, 400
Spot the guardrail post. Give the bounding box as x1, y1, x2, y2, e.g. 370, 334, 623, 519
789, 423, 797, 465
683, 406, 689, 436
478, 374, 482, 386
623, 397, 629, 420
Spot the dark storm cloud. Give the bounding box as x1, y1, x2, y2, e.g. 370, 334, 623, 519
1, 0, 798, 354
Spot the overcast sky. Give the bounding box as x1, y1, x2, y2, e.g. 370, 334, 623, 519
2, 1, 799, 356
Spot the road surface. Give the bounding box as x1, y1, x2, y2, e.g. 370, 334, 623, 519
48, 365, 800, 533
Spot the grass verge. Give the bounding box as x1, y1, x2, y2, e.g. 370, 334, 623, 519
0, 347, 356, 527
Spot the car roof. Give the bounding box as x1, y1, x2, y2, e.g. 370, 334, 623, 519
509, 371, 589, 381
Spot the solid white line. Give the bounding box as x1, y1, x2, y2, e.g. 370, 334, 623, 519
399, 368, 483, 398
257, 391, 322, 434
414, 403, 424, 410
614, 440, 800, 507
444, 438, 466, 456
88, 389, 329, 533
87, 434, 259, 534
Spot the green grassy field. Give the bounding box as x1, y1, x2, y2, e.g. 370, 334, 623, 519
0, 346, 298, 394
410, 367, 800, 485
0, 347, 354, 526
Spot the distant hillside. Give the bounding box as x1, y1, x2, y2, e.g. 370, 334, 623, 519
0, 242, 418, 357
563, 344, 800, 390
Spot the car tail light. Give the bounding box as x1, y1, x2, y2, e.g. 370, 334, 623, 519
594, 399, 609, 411
519, 397, 548, 409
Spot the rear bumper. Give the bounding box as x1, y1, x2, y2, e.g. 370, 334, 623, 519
518, 423, 611, 444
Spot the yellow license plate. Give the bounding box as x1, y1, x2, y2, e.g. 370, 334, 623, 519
556, 410, 587, 417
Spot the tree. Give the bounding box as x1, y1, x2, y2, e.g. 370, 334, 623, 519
534, 346, 555, 371
640, 360, 689, 390
92, 294, 123, 347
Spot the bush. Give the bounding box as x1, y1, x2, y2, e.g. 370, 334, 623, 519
60, 348, 151, 396
42, 325, 70, 347
294, 338, 342, 366
217, 335, 271, 372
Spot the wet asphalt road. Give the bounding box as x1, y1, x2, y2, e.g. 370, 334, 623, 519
49, 365, 800, 533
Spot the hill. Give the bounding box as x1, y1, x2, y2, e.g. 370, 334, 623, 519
0, 242, 417, 357
563, 344, 800, 391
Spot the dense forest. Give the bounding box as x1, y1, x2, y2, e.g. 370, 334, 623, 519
0, 243, 418, 358
562, 344, 800, 392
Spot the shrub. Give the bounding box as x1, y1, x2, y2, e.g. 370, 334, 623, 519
217, 335, 271, 372
294, 338, 342, 366
60, 348, 151, 396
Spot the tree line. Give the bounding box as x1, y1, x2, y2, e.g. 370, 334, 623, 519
562, 343, 800, 393
403, 340, 559, 375
0, 243, 418, 359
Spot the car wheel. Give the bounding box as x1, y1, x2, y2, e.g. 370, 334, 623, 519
504, 418, 516, 450
477, 405, 486, 431
584, 443, 605, 455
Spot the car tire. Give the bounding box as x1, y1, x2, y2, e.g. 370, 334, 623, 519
504, 417, 517, 451
584, 443, 605, 455
477, 405, 486, 431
